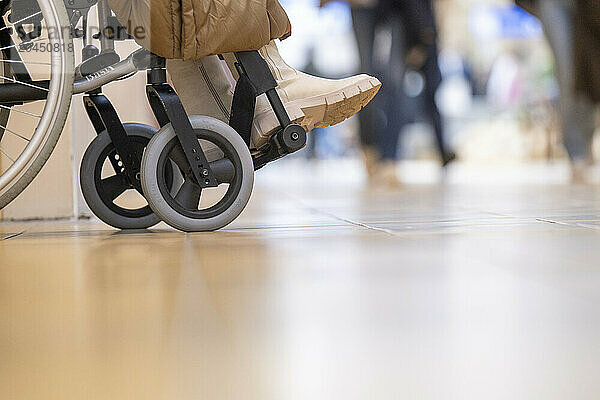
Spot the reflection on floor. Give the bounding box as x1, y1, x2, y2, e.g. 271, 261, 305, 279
2, 160, 600, 400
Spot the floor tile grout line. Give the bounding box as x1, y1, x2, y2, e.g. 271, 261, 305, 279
1, 231, 26, 241
278, 192, 567, 236
356, 217, 529, 225
324, 216, 398, 235
1, 223, 38, 241
225, 223, 357, 231
277, 192, 548, 236
277, 191, 397, 235
536, 218, 600, 231
458, 208, 600, 230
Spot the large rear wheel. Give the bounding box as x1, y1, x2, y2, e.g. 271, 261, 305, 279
0, 0, 74, 209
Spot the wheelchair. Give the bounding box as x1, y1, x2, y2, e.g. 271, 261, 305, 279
0, 0, 307, 231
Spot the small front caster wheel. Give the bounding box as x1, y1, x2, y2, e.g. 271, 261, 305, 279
80, 123, 173, 230
141, 116, 254, 232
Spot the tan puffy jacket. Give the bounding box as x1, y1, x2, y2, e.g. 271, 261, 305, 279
320, 0, 378, 7
108, 0, 291, 60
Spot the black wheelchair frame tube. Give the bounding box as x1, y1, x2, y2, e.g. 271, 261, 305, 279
145, 55, 219, 188
83, 93, 145, 191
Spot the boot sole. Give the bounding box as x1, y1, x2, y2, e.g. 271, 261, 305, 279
252, 76, 382, 148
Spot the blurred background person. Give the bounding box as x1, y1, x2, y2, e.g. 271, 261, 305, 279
517, 0, 596, 182
321, 0, 455, 187
401, 0, 457, 168
574, 1, 600, 115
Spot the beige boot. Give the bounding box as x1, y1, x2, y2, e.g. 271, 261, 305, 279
166, 57, 234, 124
167, 56, 267, 142
223, 42, 381, 148
169, 45, 381, 150
251, 41, 381, 148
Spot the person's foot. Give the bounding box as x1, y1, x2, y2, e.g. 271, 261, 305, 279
442, 151, 456, 168
368, 160, 402, 189
251, 41, 381, 148
571, 159, 592, 184
362, 146, 380, 177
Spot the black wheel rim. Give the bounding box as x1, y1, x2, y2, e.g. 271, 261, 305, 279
94, 135, 156, 219
156, 129, 243, 220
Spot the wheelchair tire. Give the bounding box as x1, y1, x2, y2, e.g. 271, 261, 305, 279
0, 0, 74, 209
141, 116, 254, 232
80, 124, 164, 230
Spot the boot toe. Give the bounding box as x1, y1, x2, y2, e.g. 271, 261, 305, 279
311, 74, 382, 129
251, 74, 382, 147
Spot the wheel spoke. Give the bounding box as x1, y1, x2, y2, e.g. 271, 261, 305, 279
169, 143, 233, 183
0, 145, 15, 162
0, 124, 29, 141
0, 59, 51, 66
169, 143, 192, 173
209, 158, 235, 183
0, 35, 49, 52
101, 174, 129, 201
0, 105, 41, 118
175, 179, 202, 210
0, 74, 49, 92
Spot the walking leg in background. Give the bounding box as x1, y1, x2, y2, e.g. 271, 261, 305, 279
375, 15, 408, 187
352, 7, 403, 187
401, 0, 455, 168
538, 0, 596, 183
421, 48, 456, 167
351, 7, 379, 174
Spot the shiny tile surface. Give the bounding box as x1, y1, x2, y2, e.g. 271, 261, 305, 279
2, 161, 600, 399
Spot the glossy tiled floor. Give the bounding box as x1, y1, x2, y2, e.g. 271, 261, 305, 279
2, 160, 600, 400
